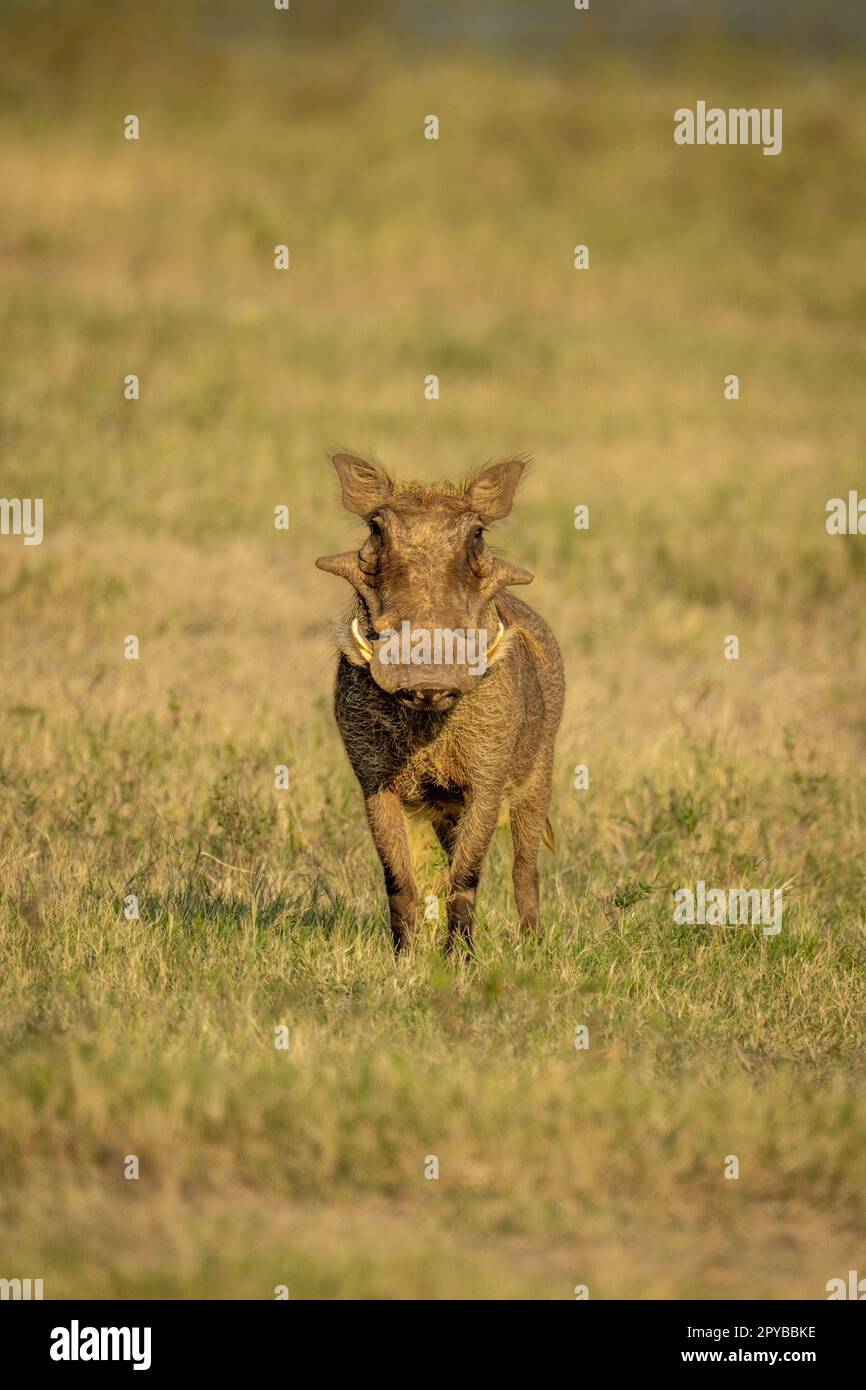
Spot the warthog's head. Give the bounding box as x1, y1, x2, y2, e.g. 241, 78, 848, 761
316, 453, 533, 710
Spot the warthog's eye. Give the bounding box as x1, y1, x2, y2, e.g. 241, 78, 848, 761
467, 525, 494, 581
358, 522, 382, 580
468, 524, 489, 576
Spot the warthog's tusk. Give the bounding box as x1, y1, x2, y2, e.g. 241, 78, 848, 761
351, 616, 374, 662
487, 619, 506, 659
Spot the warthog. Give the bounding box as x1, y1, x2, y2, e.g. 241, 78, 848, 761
316, 453, 564, 951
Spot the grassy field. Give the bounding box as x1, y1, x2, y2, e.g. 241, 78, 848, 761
1, 2, 865, 1298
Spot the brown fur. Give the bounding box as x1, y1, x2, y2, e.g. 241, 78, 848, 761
316, 453, 564, 952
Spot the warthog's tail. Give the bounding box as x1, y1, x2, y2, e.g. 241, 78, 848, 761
543, 817, 555, 853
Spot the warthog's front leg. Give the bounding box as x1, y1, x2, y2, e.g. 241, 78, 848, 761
509, 759, 554, 932
445, 792, 501, 951
509, 798, 545, 933
364, 788, 417, 951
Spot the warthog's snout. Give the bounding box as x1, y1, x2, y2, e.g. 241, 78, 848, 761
371, 655, 477, 700
349, 616, 506, 703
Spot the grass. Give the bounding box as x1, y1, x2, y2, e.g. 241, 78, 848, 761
0, 0, 865, 1298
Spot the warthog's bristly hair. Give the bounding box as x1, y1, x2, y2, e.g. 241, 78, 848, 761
328, 448, 533, 520
316, 452, 564, 952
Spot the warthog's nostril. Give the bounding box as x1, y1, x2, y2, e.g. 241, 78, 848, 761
395, 687, 460, 710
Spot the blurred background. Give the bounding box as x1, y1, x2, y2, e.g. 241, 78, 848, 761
1, 0, 865, 1299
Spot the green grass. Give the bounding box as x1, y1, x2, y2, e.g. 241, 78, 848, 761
0, 1, 865, 1297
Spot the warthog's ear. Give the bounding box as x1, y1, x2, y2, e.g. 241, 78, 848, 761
331, 452, 392, 517
464, 457, 528, 522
